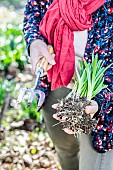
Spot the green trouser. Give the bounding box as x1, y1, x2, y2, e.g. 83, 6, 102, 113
41, 87, 113, 170
41, 87, 79, 170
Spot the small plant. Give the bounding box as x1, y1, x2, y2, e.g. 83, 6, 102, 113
0, 23, 27, 71
19, 99, 41, 123
0, 78, 15, 106
0, 0, 25, 9
74, 53, 110, 100
0, 79, 6, 106
55, 53, 112, 137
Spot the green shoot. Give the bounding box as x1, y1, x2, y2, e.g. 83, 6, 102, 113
73, 52, 112, 101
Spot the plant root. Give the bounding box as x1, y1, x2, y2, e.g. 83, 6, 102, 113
55, 93, 98, 137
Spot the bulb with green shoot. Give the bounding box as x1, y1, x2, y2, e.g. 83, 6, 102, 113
54, 52, 113, 137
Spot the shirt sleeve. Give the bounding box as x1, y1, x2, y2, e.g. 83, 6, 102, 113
23, 0, 52, 55
84, 1, 113, 116
94, 85, 113, 116
84, 49, 113, 116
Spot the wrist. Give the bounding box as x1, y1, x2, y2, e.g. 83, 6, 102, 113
93, 99, 101, 118
30, 39, 47, 54
30, 39, 42, 49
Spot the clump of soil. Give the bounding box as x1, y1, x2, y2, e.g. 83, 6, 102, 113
55, 93, 98, 137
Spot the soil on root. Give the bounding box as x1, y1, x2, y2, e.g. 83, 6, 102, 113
55, 93, 98, 137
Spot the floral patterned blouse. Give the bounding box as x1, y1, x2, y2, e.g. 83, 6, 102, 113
23, 0, 113, 153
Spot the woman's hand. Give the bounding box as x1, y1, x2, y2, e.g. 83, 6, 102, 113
85, 100, 98, 118
30, 39, 56, 74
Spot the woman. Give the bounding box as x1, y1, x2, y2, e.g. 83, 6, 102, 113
23, 0, 113, 169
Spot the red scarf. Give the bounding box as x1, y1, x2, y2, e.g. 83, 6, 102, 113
40, 0, 105, 90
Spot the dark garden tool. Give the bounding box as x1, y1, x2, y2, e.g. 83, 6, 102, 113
17, 45, 54, 111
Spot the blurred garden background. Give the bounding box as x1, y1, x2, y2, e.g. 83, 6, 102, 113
0, 1, 59, 169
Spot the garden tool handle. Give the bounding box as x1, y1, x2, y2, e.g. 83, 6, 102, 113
36, 57, 48, 72
36, 45, 54, 72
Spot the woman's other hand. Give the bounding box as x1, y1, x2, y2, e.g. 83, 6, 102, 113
85, 100, 98, 118
30, 39, 56, 74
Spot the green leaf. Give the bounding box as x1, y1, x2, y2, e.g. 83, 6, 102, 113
73, 51, 113, 100
92, 54, 98, 87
